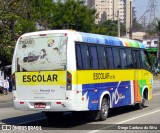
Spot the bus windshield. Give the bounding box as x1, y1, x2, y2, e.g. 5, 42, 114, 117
15, 33, 67, 71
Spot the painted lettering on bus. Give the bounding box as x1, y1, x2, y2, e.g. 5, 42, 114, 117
23, 74, 58, 82
93, 73, 115, 80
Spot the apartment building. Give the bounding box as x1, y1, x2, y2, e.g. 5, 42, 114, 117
84, 0, 132, 33
95, 0, 109, 24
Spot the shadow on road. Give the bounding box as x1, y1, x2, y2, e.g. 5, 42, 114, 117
1, 105, 148, 130
108, 105, 148, 118
1, 112, 45, 125
1, 112, 92, 130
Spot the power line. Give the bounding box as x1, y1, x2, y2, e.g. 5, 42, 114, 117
148, 0, 157, 25
134, 6, 150, 8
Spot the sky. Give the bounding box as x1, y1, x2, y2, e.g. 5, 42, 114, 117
133, 0, 160, 24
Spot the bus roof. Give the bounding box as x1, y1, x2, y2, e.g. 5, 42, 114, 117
20, 30, 145, 48
75, 31, 145, 48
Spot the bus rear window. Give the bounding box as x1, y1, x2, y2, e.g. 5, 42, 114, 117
16, 34, 67, 71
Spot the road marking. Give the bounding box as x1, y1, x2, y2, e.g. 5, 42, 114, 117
153, 85, 160, 87
88, 109, 160, 133
153, 93, 160, 96
116, 109, 160, 124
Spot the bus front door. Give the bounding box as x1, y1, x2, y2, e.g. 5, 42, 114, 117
132, 50, 142, 103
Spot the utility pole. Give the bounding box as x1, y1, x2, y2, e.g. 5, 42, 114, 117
113, 0, 114, 21
149, 0, 157, 27
129, 0, 132, 39
148, 0, 159, 64
142, 16, 147, 31
117, 10, 120, 37
158, 33, 160, 65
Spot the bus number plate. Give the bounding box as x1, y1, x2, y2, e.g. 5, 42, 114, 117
34, 103, 46, 108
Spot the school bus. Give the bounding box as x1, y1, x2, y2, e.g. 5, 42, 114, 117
12, 30, 153, 121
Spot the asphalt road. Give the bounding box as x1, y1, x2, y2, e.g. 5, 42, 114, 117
0, 81, 160, 133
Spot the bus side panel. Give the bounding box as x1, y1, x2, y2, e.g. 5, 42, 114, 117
141, 69, 153, 100
133, 69, 153, 103
77, 70, 135, 111
133, 81, 141, 103
82, 81, 133, 110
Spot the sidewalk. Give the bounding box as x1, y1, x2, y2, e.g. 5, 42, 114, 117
0, 92, 12, 103
153, 74, 160, 80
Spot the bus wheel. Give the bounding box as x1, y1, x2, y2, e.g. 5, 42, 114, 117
44, 112, 63, 120
135, 99, 145, 109
135, 102, 144, 109
99, 97, 109, 121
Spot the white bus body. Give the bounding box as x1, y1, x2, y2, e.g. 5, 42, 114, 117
12, 30, 152, 120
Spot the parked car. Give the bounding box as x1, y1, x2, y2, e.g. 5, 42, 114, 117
0, 86, 8, 95
0, 79, 9, 95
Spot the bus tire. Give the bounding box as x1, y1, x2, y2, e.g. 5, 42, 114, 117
44, 112, 63, 120
135, 102, 144, 109
135, 93, 146, 109
135, 99, 145, 109
99, 97, 109, 121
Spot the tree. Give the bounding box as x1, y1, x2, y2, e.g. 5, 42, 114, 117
145, 18, 160, 36
49, 0, 96, 32
0, 0, 97, 66
132, 18, 144, 32
92, 20, 126, 36
155, 18, 160, 33
0, 0, 37, 66
1, 0, 130, 67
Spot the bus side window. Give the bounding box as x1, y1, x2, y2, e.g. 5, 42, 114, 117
80, 45, 91, 69
120, 48, 127, 69
76, 45, 83, 69
97, 46, 108, 69
132, 50, 142, 69
141, 50, 152, 72
126, 48, 134, 69
106, 47, 114, 69
90, 46, 99, 69
112, 47, 121, 69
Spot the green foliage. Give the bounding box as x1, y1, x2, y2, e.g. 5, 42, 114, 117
155, 18, 160, 33
148, 53, 156, 68
146, 18, 160, 36
132, 18, 144, 32
0, 0, 37, 66
91, 20, 126, 36
0, 0, 127, 67
48, 0, 96, 31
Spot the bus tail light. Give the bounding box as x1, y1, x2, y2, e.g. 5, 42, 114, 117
67, 71, 72, 90
12, 73, 16, 90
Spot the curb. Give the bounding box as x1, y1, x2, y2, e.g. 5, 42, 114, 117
0, 100, 12, 104
0, 93, 13, 103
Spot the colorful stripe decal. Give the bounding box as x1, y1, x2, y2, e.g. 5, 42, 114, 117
76, 32, 145, 48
